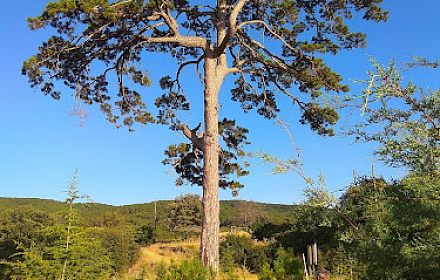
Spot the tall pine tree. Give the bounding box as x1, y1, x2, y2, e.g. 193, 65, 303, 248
23, 0, 387, 271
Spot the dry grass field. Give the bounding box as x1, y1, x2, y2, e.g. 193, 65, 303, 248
119, 232, 258, 280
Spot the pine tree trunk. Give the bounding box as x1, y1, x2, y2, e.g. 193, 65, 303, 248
201, 0, 228, 273
201, 53, 221, 273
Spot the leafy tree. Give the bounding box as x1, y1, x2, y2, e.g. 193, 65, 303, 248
219, 234, 268, 272
387, 175, 440, 279
252, 222, 293, 241
89, 226, 139, 273
258, 248, 304, 280
9, 171, 112, 280
253, 57, 440, 278
168, 193, 202, 238
332, 56, 440, 278
285, 175, 440, 279
0, 206, 55, 280
87, 210, 139, 272
3, 172, 138, 279
347, 57, 440, 175
135, 225, 156, 245
233, 200, 263, 227
23, 0, 387, 270
336, 177, 394, 279
14, 228, 114, 280
336, 175, 440, 279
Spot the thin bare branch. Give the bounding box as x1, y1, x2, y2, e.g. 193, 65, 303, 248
237, 20, 303, 57
175, 55, 204, 88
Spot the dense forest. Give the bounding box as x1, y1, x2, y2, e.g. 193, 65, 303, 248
0, 196, 297, 239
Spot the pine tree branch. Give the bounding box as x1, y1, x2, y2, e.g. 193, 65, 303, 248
135, 34, 206, 49
213, 0, 250, 58
177, 123, 204, 152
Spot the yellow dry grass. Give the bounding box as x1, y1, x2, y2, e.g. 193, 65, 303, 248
220, 230, 251, 238
133, 239, 200, 270
120, 232, 260, 280
119, 239, 199, 280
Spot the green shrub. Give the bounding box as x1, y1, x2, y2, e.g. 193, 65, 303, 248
135, 225, 156, 245
86, 226, 139, 273
258, 248, 304, 280
252, 222, 293, 241
155, 259, 215, 280
0, 206, 55, 280
1, 176, 140, 280
258, 263, 275, 280
220, 234, 268, 272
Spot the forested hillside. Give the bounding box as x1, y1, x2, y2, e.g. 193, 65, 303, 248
0, 197, 115, 217
0, 197, 297, 232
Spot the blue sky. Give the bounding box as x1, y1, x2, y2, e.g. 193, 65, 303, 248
1, 0, 439, 206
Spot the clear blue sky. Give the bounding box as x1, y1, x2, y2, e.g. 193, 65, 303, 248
1, 0, 439, 206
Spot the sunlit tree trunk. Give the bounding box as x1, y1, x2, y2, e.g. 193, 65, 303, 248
200, 1, 228, 273
201, 52, 221, 273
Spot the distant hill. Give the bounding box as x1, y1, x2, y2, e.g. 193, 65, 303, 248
0, 197, 66, 213
0, 197, 116, 218
0, 197, 297, 229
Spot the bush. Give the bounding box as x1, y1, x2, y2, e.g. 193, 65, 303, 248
258, 248, 304, 280
135, 225, 156, 245
87, 226, 139, 273
258, 263, 275, 280
0, 206, 55, 280
252, 222, 293, 241
220, 234, 268, 272
0, 200, 139, 279
155, 259, 215, 280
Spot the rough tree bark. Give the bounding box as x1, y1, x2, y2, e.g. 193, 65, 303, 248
200, 1, 228, 271
201, 52, 221, 272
